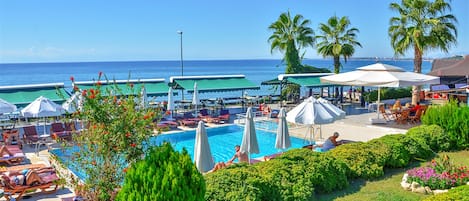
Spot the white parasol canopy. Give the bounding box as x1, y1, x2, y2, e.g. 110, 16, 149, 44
240, 107, 259, 164
320, 63, 440, 123
192, 82, 199, 115
275, 108, 291, 150
194, 121, 214, 173
62, 92, 82, 113
316, 97, 346, 120
22, 96, 64, 118
0, 98, 17, 114
140, 86, 147, 109
167, 87, 175, 119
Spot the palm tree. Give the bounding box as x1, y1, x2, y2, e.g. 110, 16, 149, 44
316, 15, 362, 74
268, 11, 315, 74
389, 0, 457, 104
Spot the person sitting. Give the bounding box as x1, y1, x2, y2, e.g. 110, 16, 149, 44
392, 100, 402, 111
262, 104, 271, 115
410, 102, 422, 116
2, 167, 56, 186
303, 132, 342, 151
208, 145, 248, 173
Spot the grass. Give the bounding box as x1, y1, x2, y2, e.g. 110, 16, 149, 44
315, 150, 469, 201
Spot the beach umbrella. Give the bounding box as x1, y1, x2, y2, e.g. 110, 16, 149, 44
240, 107, 259, 164
316, 97, 346, 120
275, 108, 291, 150
0, 98, 17, 114
320, 63, 440, 123
62, 92, 82, 113
192, 82, 199, 115
21, 96, 65, 135
286, 97, 335, 142
167, 87, 175, 119
140, 86, 148, 109
194, 121, 214, 173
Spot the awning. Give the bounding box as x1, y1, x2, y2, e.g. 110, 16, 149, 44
0, 83, 69, 106
169, 75, 259, 93
74, 79, 170, 97
261, 73, 335, 88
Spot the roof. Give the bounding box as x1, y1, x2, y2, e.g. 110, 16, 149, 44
74, 79, 170, 97
0, 83, 69, 106
261, 73, 335, 88
169, 75, 259, 93
428, 55, 469, 76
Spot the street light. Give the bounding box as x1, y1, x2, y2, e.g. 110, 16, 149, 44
177, 30, 184, 100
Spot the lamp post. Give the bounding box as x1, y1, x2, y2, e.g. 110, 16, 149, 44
177, 30, 184, 100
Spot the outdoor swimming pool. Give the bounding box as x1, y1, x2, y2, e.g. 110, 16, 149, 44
51, 125, 308, 179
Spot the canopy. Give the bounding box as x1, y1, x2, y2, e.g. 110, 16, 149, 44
262, 73, 334, 88
21, 96, 65, 118
74, 79, 169, 97
320, 63, 440, 87
62, 92, 82, 113
194, 121, 214, 173
0, 83, 68, 107
240, 107, 259, 163
316, 97, 346, 120
169, 75, 259, 93
428, 55, 469, 77
275, 108, 291, 150
0, 98, 17, 114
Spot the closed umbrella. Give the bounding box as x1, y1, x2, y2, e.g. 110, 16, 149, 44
194, 121, 214, 173
62, 92, 82, 113
167, 87, 175, 119
275, 108, 291, 150
21, 96, 65, 134
140, 86, 147, 109
240, 107, 259, 164
0, 98, 17, 114
320, 63, 440, 123
192, 82, 199, 116
286, 97, 336, 142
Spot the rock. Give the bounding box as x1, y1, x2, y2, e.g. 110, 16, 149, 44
401, 181, 411, 191
424, 186, 432, 194
433, 189, 448, 195
411, 182, 420, 189
402, 173, 408, 183
412, 186, 427, 194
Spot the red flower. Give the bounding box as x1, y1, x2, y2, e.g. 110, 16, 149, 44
91, 160, 97, 166
125, 132, 131, 138
165, 110, 171, 115
143, 115, 150, 120
98, 71, 103, 77
89, 94, 96, 99
82, 90, 87, 97
96, 81, 102, 86
123, 168, 128, 173
73, 86, 79, 91
129, 83, 134, 88
130, 143, 136, 147
70, 76, 75, 82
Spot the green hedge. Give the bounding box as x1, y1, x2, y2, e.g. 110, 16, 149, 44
406, 125, 450, 152
368, 135, 410, 168
423, 185, 469, 201
327, 142, 388, 178
364, 87, 411, 102
422, 101, 469, 149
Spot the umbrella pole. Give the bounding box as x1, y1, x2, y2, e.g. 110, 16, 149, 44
377, 87, 381, 119
43, 117, 47, 135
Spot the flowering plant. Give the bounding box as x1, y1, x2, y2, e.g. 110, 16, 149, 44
64, 72, 159, 201
406, 155, 469, 190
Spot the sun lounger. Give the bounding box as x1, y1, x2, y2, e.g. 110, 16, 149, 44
0, 164, 46, 173
50, 122, 73, 141
217, 109, 230, 122
198, 109, 211, 119
179, 119, 197, 127
22, 126, 40, 145
0, 167, 60, 201
0, 145, 25, 166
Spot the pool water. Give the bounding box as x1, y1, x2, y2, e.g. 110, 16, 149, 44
51, 125, 308, 179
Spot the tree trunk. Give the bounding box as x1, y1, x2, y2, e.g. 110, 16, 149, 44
333, 56, 340, 74
412, 46, 423, 105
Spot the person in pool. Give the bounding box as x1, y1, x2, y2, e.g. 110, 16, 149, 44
209, 145, 248, 172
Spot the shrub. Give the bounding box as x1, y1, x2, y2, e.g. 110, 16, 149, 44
327, 142, 388, 178
368, 135, 410, 168
364, 87, 411, 102
273, 149, 349, 193
423, 185, 469, 201
204, 164, 278, 201
406, 125, 450, 152
116, 143, 205, 201
422, 101, 469, 149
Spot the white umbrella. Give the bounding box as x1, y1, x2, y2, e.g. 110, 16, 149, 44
194, 121, 214, 173
167, 87, 175, 119
286, 97, 335, 142
0, 98, 17, 114
316, 97, 346, 120
240, 107, 259, 164
192, 82, 199, 115
320, 63, 440, 123
62, 92, 82, 113
275, 108, 291, 150
21, 96, 65, 134
140, 86, 147, 109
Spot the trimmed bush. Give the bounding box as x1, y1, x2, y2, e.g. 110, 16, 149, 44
204, 164, 279, 201
327, 142, 388, 178
368, 135, 410, 168
422, 101, 469, 149
423, 185, 469, 201
116, 143, 205, 201
406, 125, 450, 152
364, 87, 411, 102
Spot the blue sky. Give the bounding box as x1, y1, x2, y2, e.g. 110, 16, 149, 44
0, 0, 468, 63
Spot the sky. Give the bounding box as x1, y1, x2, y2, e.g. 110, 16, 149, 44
0, 0, 468, 63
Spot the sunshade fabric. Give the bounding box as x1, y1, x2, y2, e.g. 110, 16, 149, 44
75, 80, 169, 97
320, 63, 440, 87
62, 92, 82, 113
316, 97, 346, 120
21, 96, 64, 118
285, 77, 333, 88
0, 84, 68, 105
240, 107, 259, 155
194, 121, 214, 173
170, 75, 259, 92
275, 108, 291, 150
286, 97, 335, 125
0, 98, 17, 113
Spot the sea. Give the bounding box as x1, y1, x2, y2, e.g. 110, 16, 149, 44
0, 59, 432, 101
